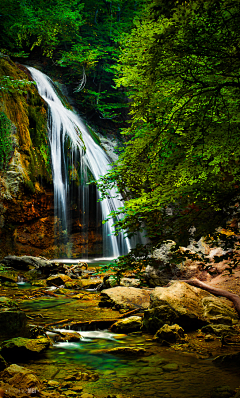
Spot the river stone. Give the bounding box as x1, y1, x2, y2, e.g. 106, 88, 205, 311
79, 277, 103, 289
46, 273, 73, 286
149, 281, 238, 331
1, 337, 50, 361
99, 286, 151, 310
162, 363, 179, 372
110, 316, 142, 333
143, 304, 178, 333
1, 364, 41, 390
55, 331, 81, 342
154, 324, 185, 345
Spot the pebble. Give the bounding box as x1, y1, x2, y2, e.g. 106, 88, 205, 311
48, 380, 60, 387
162, 363, 179, 372
72, 385, 83, 392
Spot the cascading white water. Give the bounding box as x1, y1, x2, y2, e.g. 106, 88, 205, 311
27, 66, 130, 257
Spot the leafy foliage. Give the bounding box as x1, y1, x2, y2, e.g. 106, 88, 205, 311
97, 0, 240, 246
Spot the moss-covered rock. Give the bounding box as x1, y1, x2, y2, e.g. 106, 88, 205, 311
1, 337, 50, 361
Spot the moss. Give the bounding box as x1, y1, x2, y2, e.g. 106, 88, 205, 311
0, 57, 52, 185
0, 112, 12, 169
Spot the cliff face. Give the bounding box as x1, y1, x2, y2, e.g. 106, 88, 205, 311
0, 55, 55, 258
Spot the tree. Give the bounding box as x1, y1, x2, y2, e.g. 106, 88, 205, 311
97, 0, 240, 246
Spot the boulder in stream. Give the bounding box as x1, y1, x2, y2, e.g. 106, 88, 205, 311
110, 316, 142, 333
1, 337, 50, 361
153, 324, 185, 345
143, 281, 238, 332
99, 286, 151, 310
46, 273, 73, 286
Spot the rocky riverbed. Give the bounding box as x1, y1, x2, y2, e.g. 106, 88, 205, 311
0, 255, 240, 398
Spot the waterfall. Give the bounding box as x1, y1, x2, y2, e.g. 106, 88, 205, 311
27, 67, 130, 258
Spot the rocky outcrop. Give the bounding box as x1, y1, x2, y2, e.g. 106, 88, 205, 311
99, 286, 151, 310
0, 364, 41, 390
143, 281, 238, 332
0, 56, 54, 258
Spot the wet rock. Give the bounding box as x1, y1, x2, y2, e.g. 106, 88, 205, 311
81, 394, 94, 398
0, 267, 18, 283
79, 278, 103, 289
46, 274, 72, 286
110, 316, 142, 333
48, 380, 60, 388
210, 385, 236, 398
201, 324, 237, 337
99, 287, 151, 310
1, 337, 50, 361
154, 324, 185, 345
31, 280, 47, 287
0, 297, 27, 338
55, 331, 81, 342
1, 256, 61, 275
143, 304, 178, 333
71, 385, 83, 392
120, 278, 141, 288
0, 364, 41, 390
162, 363, 179, 372
64, 390, 78, 396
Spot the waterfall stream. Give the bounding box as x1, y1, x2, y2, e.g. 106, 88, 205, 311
27, 67, 130, 258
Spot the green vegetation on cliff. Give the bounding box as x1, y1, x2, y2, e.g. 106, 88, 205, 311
0, 56, 51, 187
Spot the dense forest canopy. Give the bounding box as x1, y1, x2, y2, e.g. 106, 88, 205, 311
0, 0, 141, 120
1, 0, 240, 251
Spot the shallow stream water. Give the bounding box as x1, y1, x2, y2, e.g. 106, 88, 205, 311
2, 259, 240, 398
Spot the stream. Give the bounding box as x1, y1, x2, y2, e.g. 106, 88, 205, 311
1, 259, 240, 398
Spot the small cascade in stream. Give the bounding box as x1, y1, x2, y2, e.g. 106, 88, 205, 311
27, 66, 131, 258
